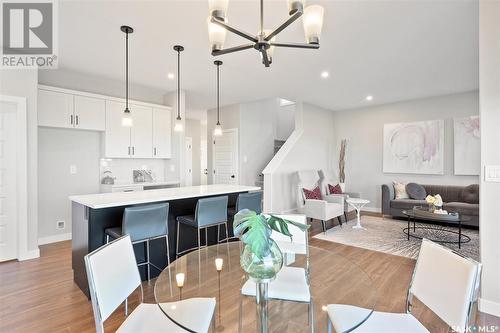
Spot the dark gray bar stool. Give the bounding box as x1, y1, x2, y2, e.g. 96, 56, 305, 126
104, 202, 170, 281
176, 196, 228, 257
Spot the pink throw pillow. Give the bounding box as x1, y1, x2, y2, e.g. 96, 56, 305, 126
329, 183, 343, 194
303, 186, 322, 200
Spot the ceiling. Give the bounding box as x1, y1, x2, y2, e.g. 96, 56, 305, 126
48, 0, 478, 111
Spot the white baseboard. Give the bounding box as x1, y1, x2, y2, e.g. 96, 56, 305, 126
479, 298, 500, 317
38, 233, 72, 245
18, 248, 40, 261
363, 207, 382, 213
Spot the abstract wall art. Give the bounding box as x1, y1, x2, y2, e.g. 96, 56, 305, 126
454, 116, 480, 175
383, 120, 444, 174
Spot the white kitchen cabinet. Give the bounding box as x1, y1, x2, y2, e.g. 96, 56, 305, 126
105, 100, 131, 158
130, 104, 153, 158
152, 107, 172, 158
38, 89, 74, 128
74, 95, 105, 131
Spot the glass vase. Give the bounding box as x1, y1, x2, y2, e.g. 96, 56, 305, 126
240, 239, 283, 282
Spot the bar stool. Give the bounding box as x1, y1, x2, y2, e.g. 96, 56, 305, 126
176, 196, 228, 257
228, 191, 263, 217
104, 203, 170, 281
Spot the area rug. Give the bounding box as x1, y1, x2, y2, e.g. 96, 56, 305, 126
313, 216, 480, 261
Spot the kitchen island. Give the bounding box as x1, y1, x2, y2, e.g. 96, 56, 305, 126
70, 184, 260, 297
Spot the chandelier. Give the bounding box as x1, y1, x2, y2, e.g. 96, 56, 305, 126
207, 0, 325, 67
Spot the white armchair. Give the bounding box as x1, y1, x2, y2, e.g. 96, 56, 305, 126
296, 170, 344, 234
318, 169, 360, 223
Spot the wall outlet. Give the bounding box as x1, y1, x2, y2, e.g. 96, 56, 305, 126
70, 165, 77, 174
56, 220, 65, 229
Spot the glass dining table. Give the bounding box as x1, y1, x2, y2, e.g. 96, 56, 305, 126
154, 241, 377, 333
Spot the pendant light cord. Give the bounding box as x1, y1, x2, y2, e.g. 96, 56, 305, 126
177, 49, 181, 119
216, 62, 220, 125
260, 0, 264, 35
125, 31, 129, 111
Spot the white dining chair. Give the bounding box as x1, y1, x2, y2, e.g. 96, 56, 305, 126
85, 235, 216, 333
238, 214, 314, 332
326, 239, 482, 333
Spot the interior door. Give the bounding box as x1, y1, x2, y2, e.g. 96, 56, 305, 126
130, 104, 153, 158
185, 137, 193, 186
213, 129, 239, 184
105, 100, 131, 158
0, 101, 19, 261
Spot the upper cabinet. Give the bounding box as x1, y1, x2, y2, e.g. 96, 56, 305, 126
38, 85, 172, 159
152, 108, 172, 158
38, 89, 74, 128
74, 95, 105, 131
38, 88, 105, 131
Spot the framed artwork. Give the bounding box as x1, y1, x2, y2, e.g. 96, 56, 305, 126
383, 120, 444, 174
454, 116, 480, 175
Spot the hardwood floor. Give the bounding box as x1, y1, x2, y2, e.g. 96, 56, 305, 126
0, 215, 498, 332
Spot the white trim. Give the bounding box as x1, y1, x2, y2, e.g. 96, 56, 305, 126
363, 206, 382, 213
38, 84, 171, 110
0, 95, 35, 261
479, 298, 500, 317
18, 248, 40, 261
38, 233, 72, 245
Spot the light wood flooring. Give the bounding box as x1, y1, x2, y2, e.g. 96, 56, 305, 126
0, 215, 498, 332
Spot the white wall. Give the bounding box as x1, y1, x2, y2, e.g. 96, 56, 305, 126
38, 128, 101, 242
165, 90, 187, 185
275, 103, 295, 141
39, 69, 166, 105
331, 91, 479, 211
185, 119, 201, 185
479, 0, 500, 317
0, 69, 39, 258
239, 99, 279, 186
264, 102, 335, 213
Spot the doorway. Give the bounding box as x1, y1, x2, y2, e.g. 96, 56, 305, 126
185, 137, 193, 186
0, 95, 28, 262
213, 128, 239, 184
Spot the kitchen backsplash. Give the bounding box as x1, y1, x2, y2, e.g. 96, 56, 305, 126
100, 158, 167, 184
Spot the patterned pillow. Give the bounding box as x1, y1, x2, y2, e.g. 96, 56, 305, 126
328, 183, 343, 194
303, 186, 322, 200
393, 181, 409, 199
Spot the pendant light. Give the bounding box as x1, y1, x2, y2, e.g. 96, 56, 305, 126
173, 45, 184, 132
121, 25, 134, 127
213, 60, 223, 136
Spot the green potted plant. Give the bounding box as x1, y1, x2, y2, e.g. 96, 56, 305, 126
233, 209, 310, 281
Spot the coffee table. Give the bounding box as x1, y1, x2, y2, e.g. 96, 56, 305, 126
346, 198, 370, 229
402, 207, 471, 249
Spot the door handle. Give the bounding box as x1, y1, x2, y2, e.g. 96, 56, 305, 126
70, 114, 73, 125
128, 146, 131, 155
231, 175, 235, 179
75, 115, 79, 126
154, 147, 157, 156
132, 146, 135, 155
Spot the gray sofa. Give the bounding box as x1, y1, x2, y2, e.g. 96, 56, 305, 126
381, 184, 479, 228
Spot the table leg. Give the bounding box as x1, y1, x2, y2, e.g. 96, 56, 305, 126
256, 282, 269, 333
413, 219, 416, 232
407, 216, 410, 241
459, 220, 462, 249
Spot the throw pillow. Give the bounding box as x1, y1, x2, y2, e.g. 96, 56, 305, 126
328, 183, 343, 194
393, 181, 409, 199
303, 186, 322, 200
406, 183, 427, 200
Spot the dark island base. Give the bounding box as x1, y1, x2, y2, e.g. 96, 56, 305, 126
72, 193, 241, 298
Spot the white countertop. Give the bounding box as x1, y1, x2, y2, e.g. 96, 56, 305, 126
102, 180, 181, 188
70, 184, 261, 209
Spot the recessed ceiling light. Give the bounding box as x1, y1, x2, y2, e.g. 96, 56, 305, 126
321, 71, 329, 78
167, 73, 175, 80
365, 95, 373, 101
